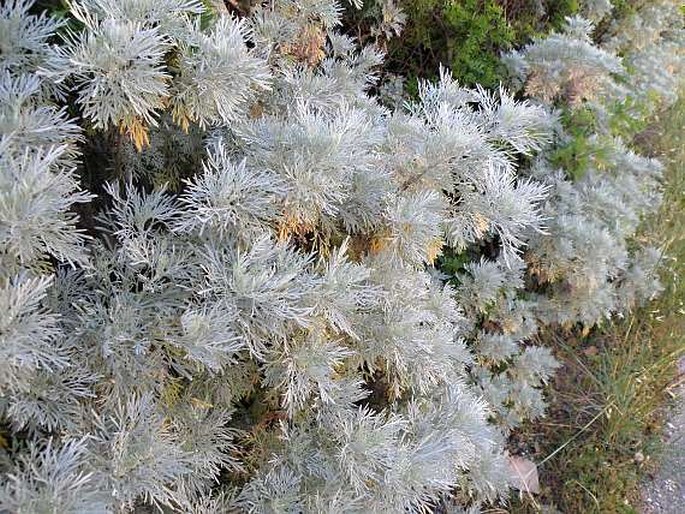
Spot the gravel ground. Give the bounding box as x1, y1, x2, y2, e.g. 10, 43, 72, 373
641, 360, 685, 513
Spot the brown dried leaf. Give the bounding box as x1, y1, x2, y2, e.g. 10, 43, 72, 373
583, 345, 599, 357
508, 455, 540, 494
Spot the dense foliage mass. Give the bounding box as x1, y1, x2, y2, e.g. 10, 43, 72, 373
0, 0, 682, 512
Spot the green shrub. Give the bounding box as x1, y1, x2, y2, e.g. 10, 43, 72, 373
386, 0, 516, 88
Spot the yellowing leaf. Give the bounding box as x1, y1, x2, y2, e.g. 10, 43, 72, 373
119, 116, 151, 151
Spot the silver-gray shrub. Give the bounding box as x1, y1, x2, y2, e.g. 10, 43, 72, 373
502, 6, 680, 331
0, 0, 679, 512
